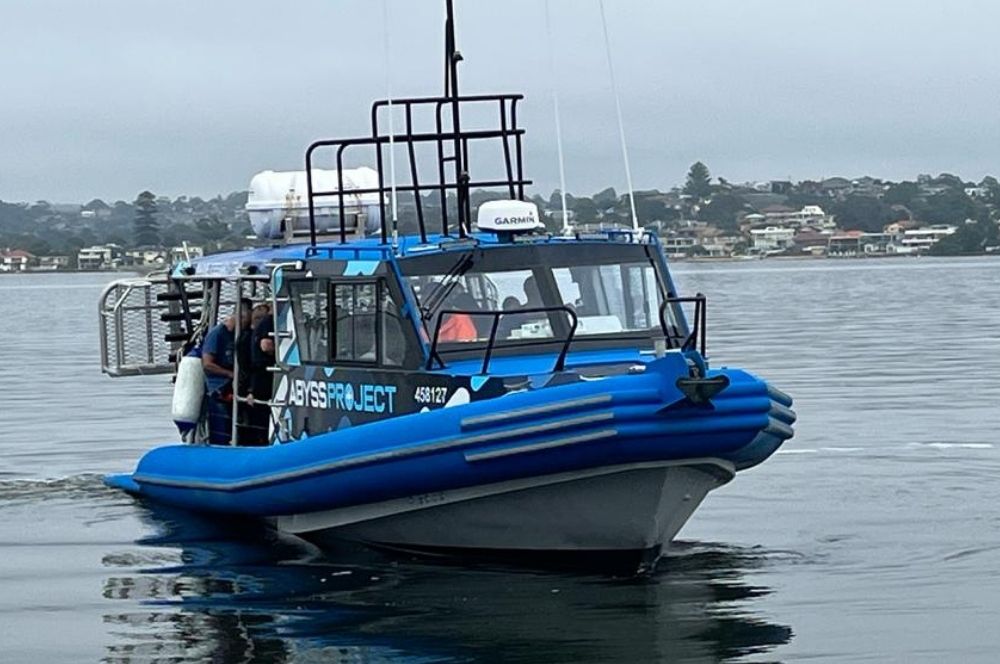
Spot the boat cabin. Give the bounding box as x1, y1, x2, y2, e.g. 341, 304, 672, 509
98, 74, 707, 447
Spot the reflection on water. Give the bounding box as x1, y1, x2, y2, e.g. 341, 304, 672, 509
97, 500, 791, 663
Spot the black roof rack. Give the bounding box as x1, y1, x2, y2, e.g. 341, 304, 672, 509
305, 0, 532, 247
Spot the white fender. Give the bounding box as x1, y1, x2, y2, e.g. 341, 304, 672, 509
172, 355, 205, 432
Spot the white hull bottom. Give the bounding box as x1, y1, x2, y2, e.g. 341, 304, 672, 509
275, 459, 735, 561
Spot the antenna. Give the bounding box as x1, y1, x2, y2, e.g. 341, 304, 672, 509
382, 0, 399, 247
599, 0, 639, 232
444, 0, 469, 236
544, 0, 570, 235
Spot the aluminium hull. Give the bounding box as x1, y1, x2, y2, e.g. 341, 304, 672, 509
275, 459, 734, 560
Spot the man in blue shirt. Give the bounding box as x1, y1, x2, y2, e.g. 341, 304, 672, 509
202, 298, 253, 444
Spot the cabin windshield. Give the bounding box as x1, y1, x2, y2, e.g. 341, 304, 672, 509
401, 243, 679, 350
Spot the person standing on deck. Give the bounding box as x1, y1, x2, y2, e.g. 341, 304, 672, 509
245, 304, 275, 445
202, 298, 252, 444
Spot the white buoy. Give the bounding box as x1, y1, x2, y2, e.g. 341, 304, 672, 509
172, 353, 205, 433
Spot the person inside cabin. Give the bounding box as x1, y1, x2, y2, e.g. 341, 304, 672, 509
496, 295, 523, 340
522, 274, 543, 308
202, 298, 253, 445
238, 303, 273, 445
436, 282, 479, 342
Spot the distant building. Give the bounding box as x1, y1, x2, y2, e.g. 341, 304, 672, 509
757, 205, 834, 230
125, 249, 168, 267
168, 245, 205, 262
661, 235, 697, 256
828, 231, 864, 257
78, 244, 123, 270
850, 177, 886, 197
36, 256, 70, 271
820, 177, 852, 199
750, 226, 795, 252
900, 225, 957, 252
861, 232, 894, 255
0, 249, 36, 272
793, 230, 831, 255
884, 220, 921, 237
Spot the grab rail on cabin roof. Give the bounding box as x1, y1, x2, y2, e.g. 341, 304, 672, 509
426, 305, 579, 375
659, 294, 707, 357
305, 94, 532, 248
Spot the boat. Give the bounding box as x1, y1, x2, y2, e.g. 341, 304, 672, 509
100, 1, 795, 570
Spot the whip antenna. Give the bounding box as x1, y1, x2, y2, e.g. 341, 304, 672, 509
382, 0, 399, 246
544, 0, 570, 235
598, 0, 639, 232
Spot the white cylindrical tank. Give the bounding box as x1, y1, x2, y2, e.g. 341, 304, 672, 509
246, 167, 383, 239
172, 354, 205, 433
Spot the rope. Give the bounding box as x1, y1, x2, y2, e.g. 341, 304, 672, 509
598, 0, 639, 231
382, 0, 399, 246
544, 0, 570, 235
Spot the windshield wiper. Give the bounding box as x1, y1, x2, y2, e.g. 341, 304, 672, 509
420, 250, 476, 319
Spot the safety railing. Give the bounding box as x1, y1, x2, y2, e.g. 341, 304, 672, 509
306, 94, 531, 246
426, 306, 578, 374
659, 294, 707, 357
99, 276, 197, 376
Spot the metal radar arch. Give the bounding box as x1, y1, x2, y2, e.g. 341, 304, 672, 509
305, 0, 531, 247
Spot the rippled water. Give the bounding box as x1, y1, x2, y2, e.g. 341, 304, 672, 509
2, 258, 999, 662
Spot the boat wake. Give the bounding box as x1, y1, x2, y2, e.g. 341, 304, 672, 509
0, 473, 122, 505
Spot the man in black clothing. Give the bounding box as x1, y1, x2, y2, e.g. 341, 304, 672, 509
244, 308, 275, 445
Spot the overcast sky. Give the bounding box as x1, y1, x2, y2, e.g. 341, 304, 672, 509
2, 0, 999, 203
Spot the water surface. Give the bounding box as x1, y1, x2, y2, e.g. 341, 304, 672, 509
2, 258, 999, 661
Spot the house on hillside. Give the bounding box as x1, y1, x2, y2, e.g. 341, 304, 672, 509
125, 249, 168, 267
36, 256, 70, 271
78, 244, 123, 270
820, 177, 852, 199
793, 229, 830, 256
750, 226, 795, 253
900, 225, 957, 253
828, 231, 864, 257
0, 249, 36, 272
861, 232, 894, 255
754, 205, 835, 230
884, 219, 921, 238
850, 177, 886, 197
169, 245, 205, 262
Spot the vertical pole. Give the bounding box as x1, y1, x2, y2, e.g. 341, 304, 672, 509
230, 281, 242, 446
544, 0, 570, 233
445, 0, 467, 236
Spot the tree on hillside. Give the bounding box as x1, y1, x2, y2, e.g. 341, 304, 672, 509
194, 214, 231, 246
572, 197, 600, 223
83, 198, 110, 212
915, 189, 981, 224
883, 182, 920, 207
593, 187, 618, 208
933, 173, 966, 190
981, 176, 1000, 207
133, 190, 160, 247
698, 193, 746, 232
830, 196, 894, 232
634, 194, 673, 226
929, 220, 999, 255
683, 162, 713, 199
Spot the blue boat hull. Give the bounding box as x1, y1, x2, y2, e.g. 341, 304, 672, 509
107, 355, 795, 554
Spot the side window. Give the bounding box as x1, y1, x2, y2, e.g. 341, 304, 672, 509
290, 281, 329, 362
380, 286, 407, 367
333, 281, 378, 363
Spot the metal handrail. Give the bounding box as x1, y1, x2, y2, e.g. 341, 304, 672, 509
426, 305, 578, 374
658, 294, 707, 357
306, 93, 531, 247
